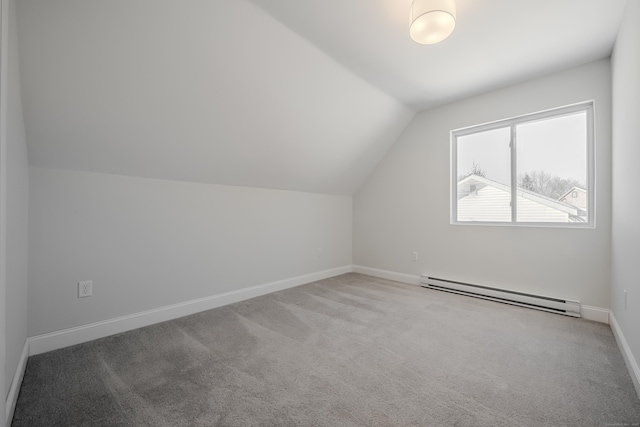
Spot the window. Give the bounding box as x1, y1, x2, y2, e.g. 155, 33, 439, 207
451, 102, 594, 227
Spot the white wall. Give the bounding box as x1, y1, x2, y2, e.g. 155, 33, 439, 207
28, 168, 352, 336
0, 0, 9, 421
611, 0, 640, 394
1, 0, 28, 424
5, 0, 27, 397
354, 59, 612, 309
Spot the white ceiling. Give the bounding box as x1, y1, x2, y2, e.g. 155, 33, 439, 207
16, 0, 628, 195
249, 0, 628, 111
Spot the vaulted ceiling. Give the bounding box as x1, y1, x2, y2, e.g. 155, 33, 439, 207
251, 0, 627, 111
16, 0, 627, 195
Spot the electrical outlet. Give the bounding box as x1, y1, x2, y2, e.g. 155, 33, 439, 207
412, 251, 418, 261
78, 280, 93, 298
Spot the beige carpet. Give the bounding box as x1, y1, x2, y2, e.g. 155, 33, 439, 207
12, 273, 640, 426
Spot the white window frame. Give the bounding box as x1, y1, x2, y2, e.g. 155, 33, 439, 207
450, 101, 595, 228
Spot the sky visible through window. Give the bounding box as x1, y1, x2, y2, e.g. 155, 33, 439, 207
457, 112, 587, 188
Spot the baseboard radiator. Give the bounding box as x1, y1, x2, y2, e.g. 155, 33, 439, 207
420, 275, 581, 318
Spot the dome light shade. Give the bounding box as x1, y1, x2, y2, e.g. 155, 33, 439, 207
410, 0, 456, 44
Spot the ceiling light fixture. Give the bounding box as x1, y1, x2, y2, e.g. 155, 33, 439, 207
409, 0, 456, 45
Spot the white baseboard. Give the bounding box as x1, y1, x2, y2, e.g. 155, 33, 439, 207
580, 305, 610, 324
353, 265, 610, 324
610, 312, 640, 399
28, 265, 352, 356
5, 339, 28, 424
352, 265, 420, 285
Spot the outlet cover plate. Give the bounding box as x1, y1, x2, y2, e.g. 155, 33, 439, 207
78, 280, 93, 298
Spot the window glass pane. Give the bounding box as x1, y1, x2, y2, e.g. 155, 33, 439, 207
456, 127, 511, 222
515, 112, 588, 223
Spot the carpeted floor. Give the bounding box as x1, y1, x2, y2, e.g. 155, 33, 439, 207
12, 273, 640, 426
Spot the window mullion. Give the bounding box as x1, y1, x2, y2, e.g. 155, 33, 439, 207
510, 124, 517, 223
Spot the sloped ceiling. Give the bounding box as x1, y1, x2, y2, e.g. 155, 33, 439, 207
16, 0, 627, 195
250, 0, 628, 111
16, 0, 414, 195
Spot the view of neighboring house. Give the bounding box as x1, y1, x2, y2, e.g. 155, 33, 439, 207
457, 175, 587, 223
559, 186, 588, 211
